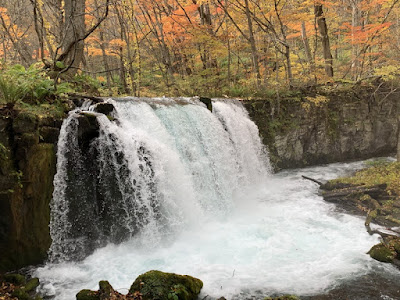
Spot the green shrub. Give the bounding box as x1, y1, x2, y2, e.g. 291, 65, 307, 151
0, 64, 73, 106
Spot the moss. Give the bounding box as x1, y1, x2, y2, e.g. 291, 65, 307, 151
14, 101, 67, 120
0, 143, 55, 272
24, 278, 39, 292
3, 273, 26, 285
13, 112, 38, 134
76, 289, 99, 300
389, 238, 400, 254
368, 243, 397, 263
334, 162, 400, 195
98, 280, 114, 298
11, 288, 31, 300
129, 270, 203, 300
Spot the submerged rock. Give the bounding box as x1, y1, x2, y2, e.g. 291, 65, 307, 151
129, 270, 203, 300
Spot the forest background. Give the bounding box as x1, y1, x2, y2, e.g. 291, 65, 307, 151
1, 0, 400, 99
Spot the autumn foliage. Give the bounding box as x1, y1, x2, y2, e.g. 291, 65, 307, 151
1, 0, 400, 96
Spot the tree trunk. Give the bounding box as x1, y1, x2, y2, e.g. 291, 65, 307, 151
284, 45, 293, 86
244, 0, 261, 87
301, 21, 316, 80
315, 4, 334, 77
301, 22, 313, 65
62, 0, 86, 76
351, 0, 362, 80
397, 116, 400, 162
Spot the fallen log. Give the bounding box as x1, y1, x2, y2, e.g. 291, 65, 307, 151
301, 175, 323, 186
322, 184, 387, 202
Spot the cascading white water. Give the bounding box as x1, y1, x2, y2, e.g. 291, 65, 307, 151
34, 98, 399, 299
47, 98, 271, 262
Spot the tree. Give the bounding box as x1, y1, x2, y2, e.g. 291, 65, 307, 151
397, 115, 400, 162
314, 3, 334, 77
29, 0, 110, 78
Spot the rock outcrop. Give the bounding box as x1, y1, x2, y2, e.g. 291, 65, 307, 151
0, 108, 62, 272
244, 83, 399, 169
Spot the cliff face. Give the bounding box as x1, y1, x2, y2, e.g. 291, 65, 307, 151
0, 109, 62, 271
244, 84, 400, 169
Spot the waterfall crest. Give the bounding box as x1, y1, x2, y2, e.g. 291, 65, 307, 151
48, 98, 271, 262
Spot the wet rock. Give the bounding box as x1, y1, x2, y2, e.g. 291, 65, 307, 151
368, 243, 396, 263
99, 281, 115, 299
129, 270, 203, 300
13, 112, 38, 134
93, 103, 114, 115
0, 143, 55, 271
76, 281, 127, 299
24, 278, 39, 292
1, 274, 41, 300
76, 289, 99, 300
12, 288, 31, 300
244, 84, 399, 170
39, 126, 60, 144
199, 97, 212, 112
4, 273, 26, 285
77, 112, 100, 152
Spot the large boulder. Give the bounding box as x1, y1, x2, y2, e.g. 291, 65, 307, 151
368, 243, 397, 263
129, 270, 203, 300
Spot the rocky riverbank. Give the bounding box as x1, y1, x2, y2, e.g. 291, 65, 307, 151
320, 161, 400, 266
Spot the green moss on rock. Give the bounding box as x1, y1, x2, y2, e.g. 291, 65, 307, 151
13, 112, 38, 134
129, 270, 203, 300
76, 289, 99, 300
12, 288, 31, 300
24, 278, 39, 292
3, 273, 26, 285
368, 243, 397, 263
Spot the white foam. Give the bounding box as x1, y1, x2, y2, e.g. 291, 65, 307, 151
35, 160, 390, 299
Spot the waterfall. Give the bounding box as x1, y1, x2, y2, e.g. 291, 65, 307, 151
48, 98, 271, 262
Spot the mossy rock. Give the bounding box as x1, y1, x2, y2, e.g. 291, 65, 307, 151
368, 243, 397, 263
387, 237, 400, 254
13, 112, 38, 134
99, 280, 114, 298
4, 273, 26, 285
129, 270, 203, 300
76, 289, 99, 300
320, 181, 353, 191
77, 112, 99, 151
39, 126, 60, 144
24, 278, 39, 292
12, 288, 31, 300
